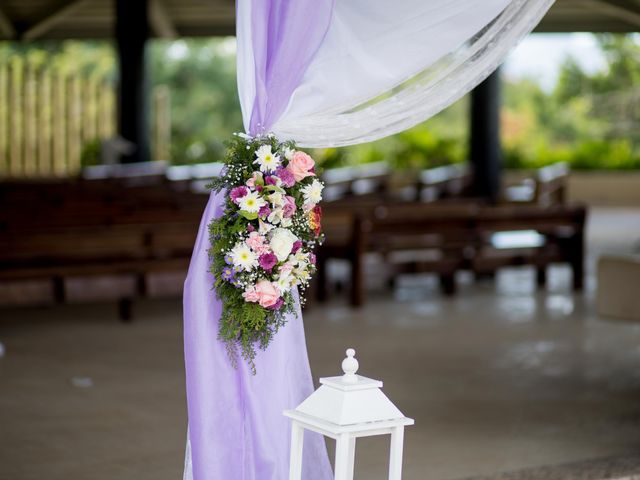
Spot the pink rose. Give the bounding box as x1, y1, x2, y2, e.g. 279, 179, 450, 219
243, 286, 260, 303
286, 151, 315, 182
254, 280, 281, 308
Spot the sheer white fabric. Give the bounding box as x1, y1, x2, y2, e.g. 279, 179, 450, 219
236, 0, 255, 134
270, 0, 554, 147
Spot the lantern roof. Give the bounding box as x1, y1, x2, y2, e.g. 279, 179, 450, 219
289, 348, 408, 427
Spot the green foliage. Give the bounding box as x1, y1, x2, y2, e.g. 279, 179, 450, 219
150, 39, 243, 164
80, 139, 101, 167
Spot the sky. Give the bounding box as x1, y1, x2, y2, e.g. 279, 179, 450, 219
504, 33, 607, 90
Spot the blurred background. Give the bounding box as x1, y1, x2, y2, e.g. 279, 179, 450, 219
1, 1, 640, 480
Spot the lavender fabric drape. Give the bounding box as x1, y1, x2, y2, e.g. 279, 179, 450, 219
184, 2, 336, 478
243, 0, 335, 135
183, 191, 333, 480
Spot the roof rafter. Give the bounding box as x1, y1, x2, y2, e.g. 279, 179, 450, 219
587, 0, 640, 29
150, 0, 178, 39
0, 6, 16, 39
21, 0, 92, 41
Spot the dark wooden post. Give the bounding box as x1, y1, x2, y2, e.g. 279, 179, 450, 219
470, 68, 502, 202
115, 0, 150, 163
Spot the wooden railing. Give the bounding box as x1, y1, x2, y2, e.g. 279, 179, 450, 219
0, 57, 171, 179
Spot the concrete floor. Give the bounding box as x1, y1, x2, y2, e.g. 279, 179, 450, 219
1, 208, 640, 480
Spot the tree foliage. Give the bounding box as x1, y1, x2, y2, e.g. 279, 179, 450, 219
2, 34, 640, 171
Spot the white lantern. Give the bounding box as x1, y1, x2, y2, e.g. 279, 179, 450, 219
284, 348, 414, 480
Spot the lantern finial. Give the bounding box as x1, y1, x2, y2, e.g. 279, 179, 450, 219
341, 348, 359, 383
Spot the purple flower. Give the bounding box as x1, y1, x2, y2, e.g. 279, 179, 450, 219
224, 254, 233, 265
258, 252, 278, 271
221, 267, 235, 282
276, 167, 295, 187
291, 240, 302, 254
309, 253, 316, 265
267, 297, 284, 310
256, 185, 263, 192
230, 186, 248, 203
247, 223, 255, 232
265, 175, 278, 186
282, 195, 297, 218
258, 204, 271, 218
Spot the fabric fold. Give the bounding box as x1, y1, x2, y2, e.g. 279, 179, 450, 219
183, 192, 333, 480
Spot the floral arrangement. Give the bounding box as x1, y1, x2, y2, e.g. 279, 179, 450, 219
208, 134, 324, 372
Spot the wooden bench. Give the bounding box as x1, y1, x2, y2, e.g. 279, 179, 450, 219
503, 162, 569, 205
317, 201, 586, 306
414, 163, 473, 202
321, 161, 390, 202
0, 180, 208, 319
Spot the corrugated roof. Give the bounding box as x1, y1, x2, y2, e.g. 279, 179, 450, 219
0, 0, 638, 41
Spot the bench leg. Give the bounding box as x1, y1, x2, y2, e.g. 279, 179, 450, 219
351, 252, 364, 307
316, 253, 328, 303
439, 273, 456, 296
536, 266, 547, 287
118, 298, 133, 322
52, 276, 65, 304
571, 233, 584, 291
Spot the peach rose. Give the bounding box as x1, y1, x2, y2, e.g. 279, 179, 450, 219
286, 151, 315, 182
254, 280, 281, 308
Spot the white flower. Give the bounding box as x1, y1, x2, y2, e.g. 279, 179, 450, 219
282, 147, 295, 161
268, 192, 285, 208
238, 190, 266, 213
293, 267, 310, 284
254, 145, 281, 173
258, 219, 274, 235
293, 250, 309, 265
275, 274, 294, 293
270, 228, 298, 262
229, 242, 258, 271
301, 179, 324, 205
280, 217, 292, 228
268, 208, 284, 225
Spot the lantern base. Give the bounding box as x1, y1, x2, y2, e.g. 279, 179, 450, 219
284, 410, 414, 480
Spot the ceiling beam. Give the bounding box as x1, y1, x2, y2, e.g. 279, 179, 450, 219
21, 0, 92, 41
587, 0, 640, 29
149, 0, 178, 39
0, 6, 16, 39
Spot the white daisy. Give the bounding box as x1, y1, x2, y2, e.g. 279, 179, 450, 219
229, 242, 258, 271
275, 274, 293, 293
301, 179, 324, 205
237, 190, 266, 213
254, 145, 281, 173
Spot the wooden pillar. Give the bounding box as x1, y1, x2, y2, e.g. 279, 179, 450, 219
470, 68, 502, 202
115, 0, 150, 163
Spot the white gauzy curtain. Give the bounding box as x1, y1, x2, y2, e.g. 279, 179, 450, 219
269, 0, 554, 147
